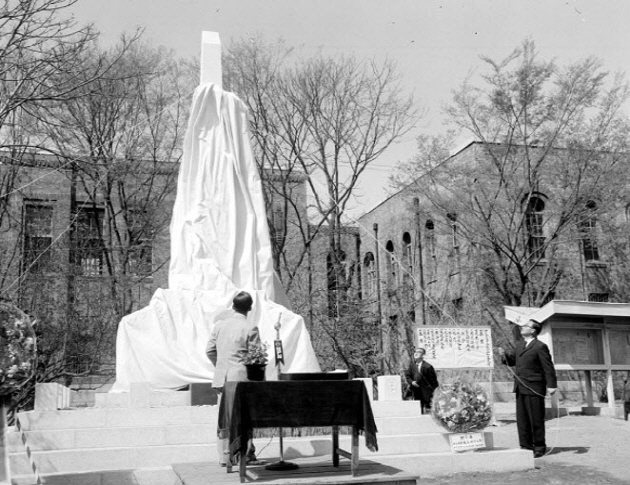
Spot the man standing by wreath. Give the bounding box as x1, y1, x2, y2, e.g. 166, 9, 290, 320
405, 347, 439, 414
206, 291, 263, 467
498, 318, 557, 458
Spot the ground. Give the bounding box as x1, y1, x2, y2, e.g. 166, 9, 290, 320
422, 414, 630, 485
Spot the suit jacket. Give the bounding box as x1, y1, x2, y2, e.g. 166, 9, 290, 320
404, 360, 439, 402
503, 338, 557, 396
206, 312, 260, 388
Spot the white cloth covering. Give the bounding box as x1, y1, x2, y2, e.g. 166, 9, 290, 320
111, 84, 320, 391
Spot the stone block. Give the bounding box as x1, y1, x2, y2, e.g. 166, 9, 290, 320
377, 375, 402, 401
71, 390, 97, 407
130, 382, 151, 408
33, 448, 136, 474
17, 409, 107, 431
151, 390, 191, 407
98, 392, 130, 408
375, 415, 443, 435
371, 399, 419, 417
105, 407, 191, 428
134, 444, 212, 468
189, 405, 218, 425
190, 383, 218, 406
132, 426, 166, 447
74, 428, 133, 449
15, 429, 75, 451
165, 424, 214, 445
34, 383, 71, 411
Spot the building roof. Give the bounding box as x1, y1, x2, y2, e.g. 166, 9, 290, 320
505, 300, 630, 326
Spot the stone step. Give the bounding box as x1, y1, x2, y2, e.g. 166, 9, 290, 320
9, 413, 452, 455
8, 424, 215, 451
11, 437, 534, 483
375, 415, 446, 434
370, 400, 423, 417
376, 448, 534, 477
9, 444, 212, 476
11, 467, 181, 485
9, 429, 495, 477
93, 389, 191, 408
15, 405, 217, 431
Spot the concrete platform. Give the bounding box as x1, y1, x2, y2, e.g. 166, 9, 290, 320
173, 458, 418, 485
10, 467, 182, 485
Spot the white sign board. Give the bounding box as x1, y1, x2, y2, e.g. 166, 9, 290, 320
449, 432, 486, 452
416, 326, 494, 369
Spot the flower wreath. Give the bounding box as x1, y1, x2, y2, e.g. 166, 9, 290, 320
431, 378, 493, 433
0, 302, 37, 396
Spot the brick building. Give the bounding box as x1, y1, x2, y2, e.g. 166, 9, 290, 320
1, 152, 363, 375
0, 151, 177, 374
357, 141, 630, 372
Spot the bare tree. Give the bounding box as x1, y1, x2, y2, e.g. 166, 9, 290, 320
27, 39, 195, 378
0, 0, 141, 149
224, 36, 418, 295
224, 36, 418, 376
0, 39, 197, 404
394, 40, 630, 314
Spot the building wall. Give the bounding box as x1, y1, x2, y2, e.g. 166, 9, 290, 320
1, 154, 365, 374
0, 152, 177, 372
357, 142, 630, 373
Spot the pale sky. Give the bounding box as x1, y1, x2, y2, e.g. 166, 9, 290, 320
69, 0, 630, 219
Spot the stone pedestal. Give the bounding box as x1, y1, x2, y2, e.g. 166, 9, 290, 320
34, 383, 72, 411
377, 375, 402, 401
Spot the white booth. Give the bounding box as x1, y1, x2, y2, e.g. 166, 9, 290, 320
505, 300, 630, 414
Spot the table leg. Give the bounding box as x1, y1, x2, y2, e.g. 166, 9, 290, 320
351, 426, 359, 476
332, 425, 339, 467
239, 448, 246, 482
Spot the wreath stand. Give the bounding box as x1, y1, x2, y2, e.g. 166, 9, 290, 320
265, 315, 299, 472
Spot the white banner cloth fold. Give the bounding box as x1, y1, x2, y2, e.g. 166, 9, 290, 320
112, 84, 320, 391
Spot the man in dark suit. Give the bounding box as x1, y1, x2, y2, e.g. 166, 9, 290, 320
404, 347, 439, 414
498, 318, 557, 458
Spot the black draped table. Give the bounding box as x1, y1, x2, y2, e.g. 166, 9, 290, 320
218, 380, 378, 481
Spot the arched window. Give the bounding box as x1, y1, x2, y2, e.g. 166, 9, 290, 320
402, 232, 413, 287
579, 200, 600, 262
363, 252, 376, 297
385, 240, 398, 289
525, 196, 546, 259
